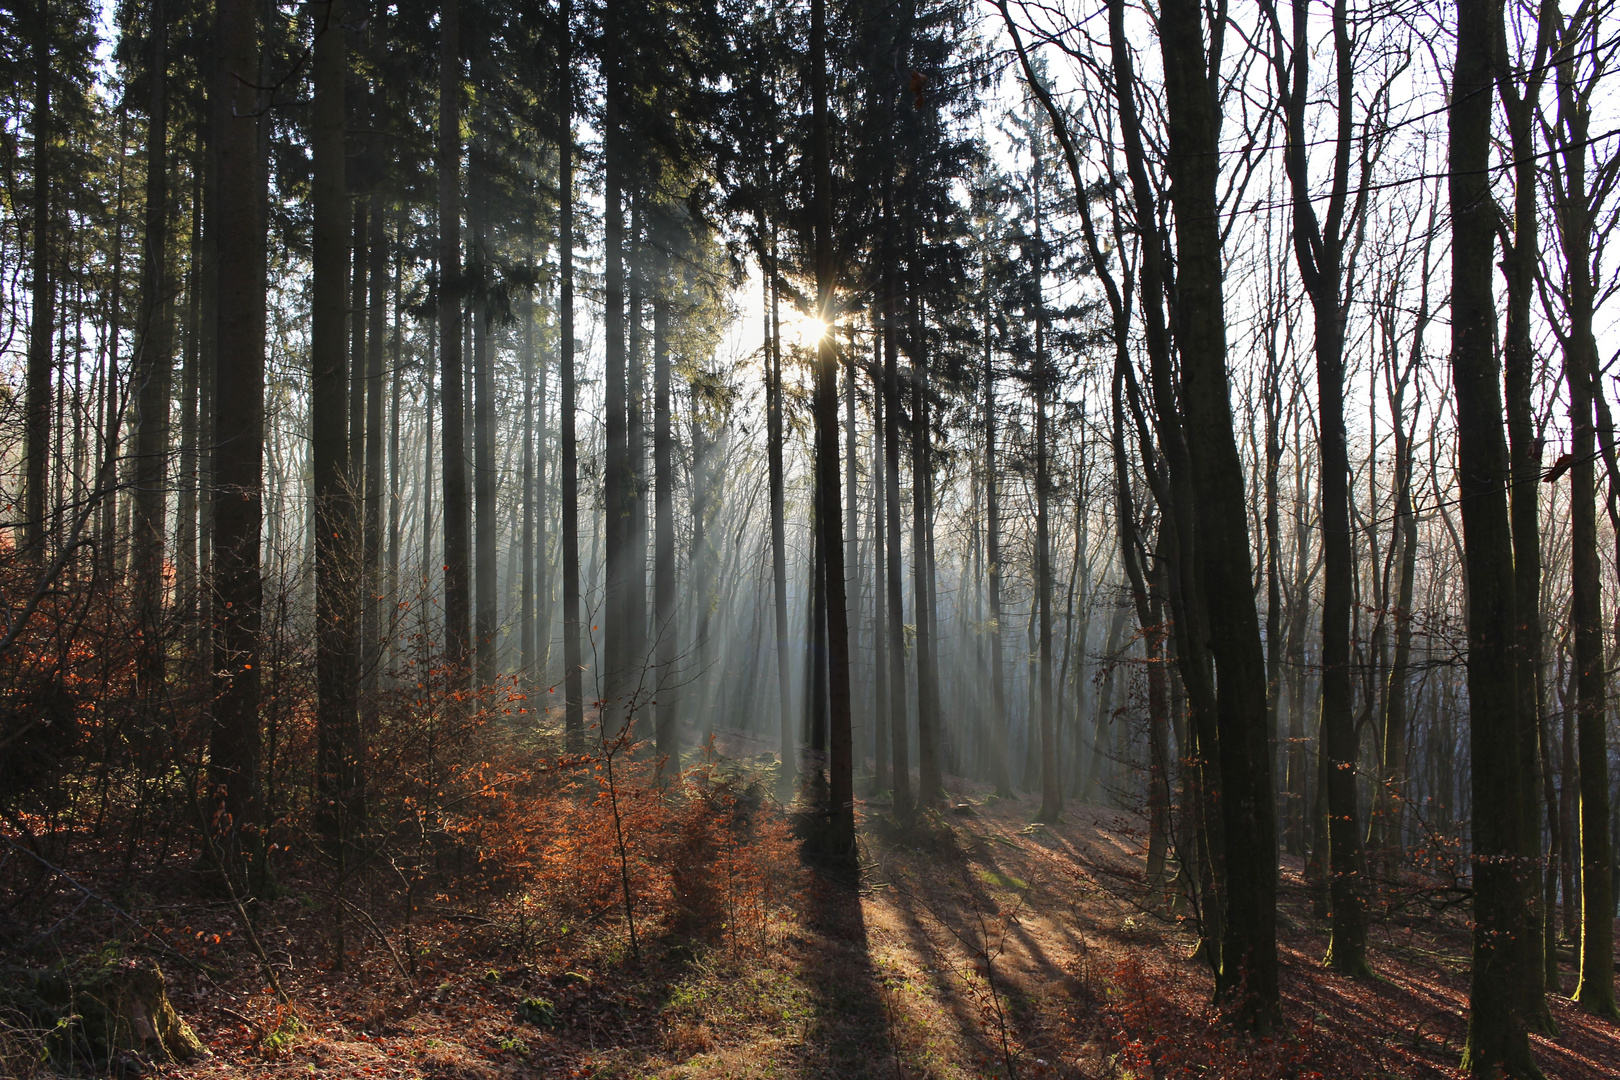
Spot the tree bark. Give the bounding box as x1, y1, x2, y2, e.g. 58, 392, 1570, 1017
1497, 0, 1556, 1024
1159, 0, 1278, 1024
521, 294, 537, 677
1554, 2, 1619, 1016
653, 240, 678, 768
1033, 222, 1059, 823
1261, 0, 1370, 975
983, 243, 1012, 799
768, 229, 795, 793
602, 0, 632, 737
209, 0, 266, 844
23, 0, 54, 552
312, 0, 363, 864
471, 186, 496, 689
1452, 0, 1540, 1070
132, 0, 173, 701
870, 345, 890, 794
812, 0, 854, 853
556, 0, 584, 749
438, 0, 470, 690
363, 196, 386, 701
910, 302, 942, 808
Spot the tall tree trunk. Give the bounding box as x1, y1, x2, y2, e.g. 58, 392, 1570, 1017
1554, 3, 1619, 1017
386, 210, 404, 669
1159, 0, 1277, 1024
845, 326, 862, 771
349, 202, 367, 488
807, 489, 828, 757
911, 304, 942, 808
556, 0, 584, 749
1452, 0, 1540, 1070
1497, 0, 1556, 1024
521, 295, 537, 677
536, 297, 551, 674
209, 0, 266, 845
983, 247, 1012, 799
1034, 263, 1059, 823
1262, 0, 1368, 975
438, 0, 470, 689
768, 230, 795, 794
882, 270, 911, 814
1285, 449, 1311, 856
870, 350, 890, 794
23, 0, 54, 552
178, 165, 202, 663
1381, 374, 1419, 863
363, 196, 386, 702
812, 0, 854, 853
1263, 343, 1282, 851
627, 204, 649, 711
653, 241, 678, 768
1560, 662, 1580, 944
98, 103, 132, 582
312, 0, 363, 869
132, 0, 173, 701
472, 191, 497, 688
601, 0, 632, 737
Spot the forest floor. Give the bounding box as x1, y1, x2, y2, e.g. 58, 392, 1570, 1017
9, 727, 1620, 1079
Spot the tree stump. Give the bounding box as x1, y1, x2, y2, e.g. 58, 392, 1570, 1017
5, 957, 205, 1070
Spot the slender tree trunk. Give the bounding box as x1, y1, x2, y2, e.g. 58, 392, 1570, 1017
521, 296, 537, 677
536, 297, 551, 674
349, 201, 367, 488
554, 1, 582, 747
845, 326, 862, 772
627, 204, 649, 711
132, 0, 173, 701
209, 0, 266, 844
1561, 668, 1580, 944
23, 0, 53, 552
1381, 386, 1419, 862
882, 271, 911, 815
1034, 287, 1059, 823
178, 166, 202, 662
809, 478, 828, 759
911, 304, 942, 807
768, 231, 795, 794
983, 249, 1012, 799
870, 350, 890, 794
471, 192, 497, 688
1262, 0, 1369, 974
363, 196, 386, 700
1263, 352, 1282, 849
386, 210, 404, 667
438, 0, 470, 690
312, 0, 363, 864
601, 0, 632, 737
654, 241, 678, 768
1557, 20, 1618, 1013
812, 0, 853, 852
99, 103, 131, 582
1497, 2, 1556, 1023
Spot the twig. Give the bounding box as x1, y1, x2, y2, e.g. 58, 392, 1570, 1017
336, 895, 413, 990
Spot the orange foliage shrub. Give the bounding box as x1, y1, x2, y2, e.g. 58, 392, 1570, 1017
427, 720, 800, 955
1101, 956, 1346, 1080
